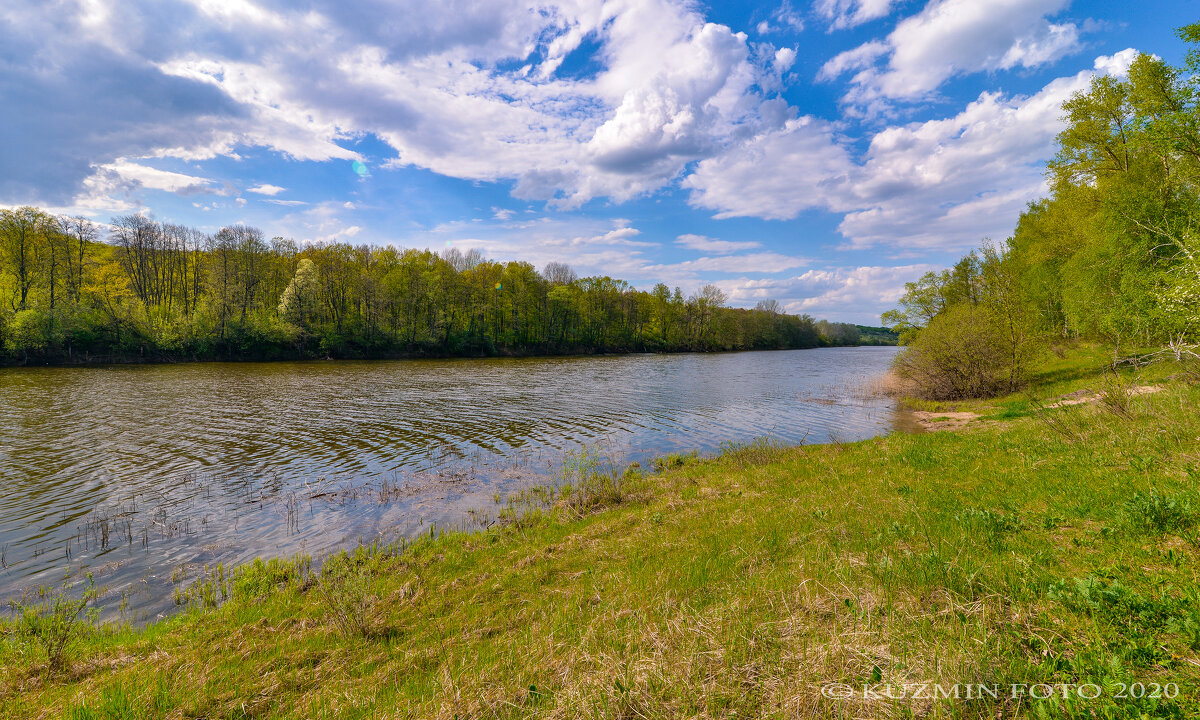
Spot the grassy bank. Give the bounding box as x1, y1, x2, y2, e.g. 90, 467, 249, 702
2, 352, 1199, 718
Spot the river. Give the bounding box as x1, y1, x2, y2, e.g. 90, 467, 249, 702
0, 346, 904, 620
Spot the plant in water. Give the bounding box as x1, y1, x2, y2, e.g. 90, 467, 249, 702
557, 447, 629, 518
10, 574, 100, 671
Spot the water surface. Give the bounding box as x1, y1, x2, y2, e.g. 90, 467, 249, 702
0, 347, 900, 619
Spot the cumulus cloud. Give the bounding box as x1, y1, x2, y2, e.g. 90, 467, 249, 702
684, 116, 854, 220
756, 2, 806, 34
0, 0, 804, 211
407, 216, 804, 299
718, 264, 940, 324
836, 68, 1099, 249
0, 4, 246, 206
1094, 48, 1139, 76
247, 183, 286, 195
821, 0, 1083, 104
688, 54, 1134, 251
103, 160, 219, 195
816, 40, 888, 82
647, 252, 808, 274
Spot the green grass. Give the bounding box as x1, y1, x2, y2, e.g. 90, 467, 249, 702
2, 353, 1199, 718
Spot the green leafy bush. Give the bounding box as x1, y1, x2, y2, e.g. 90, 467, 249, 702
10, 575, 100, 670
893, 303, 1033, 400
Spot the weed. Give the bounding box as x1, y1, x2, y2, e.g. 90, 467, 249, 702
10, 574, 100, 671
235, 555, 312, 599
1098, 372, 1134, 419
1123, 490, 1197, 535
316, 550, 380, 638
957, 507, 1022, 545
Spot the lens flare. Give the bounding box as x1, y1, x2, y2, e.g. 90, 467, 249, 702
351, 160, 368, 176
495, 283, 502, 290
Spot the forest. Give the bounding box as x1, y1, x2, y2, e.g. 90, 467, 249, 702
0, 210, 878, 364
885, 24, 1200, 399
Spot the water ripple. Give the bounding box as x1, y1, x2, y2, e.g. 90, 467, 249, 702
0, 347, 900, 618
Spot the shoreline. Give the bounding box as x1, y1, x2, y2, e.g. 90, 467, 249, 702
0, 341, 899, 369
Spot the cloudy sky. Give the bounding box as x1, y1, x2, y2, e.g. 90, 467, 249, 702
0, 0, 1188, 323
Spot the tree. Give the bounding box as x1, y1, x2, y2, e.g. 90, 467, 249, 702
0, 207, 54, 310
754, 298, 781, 315
58, 216, 98, 305
279, 258, 320, 331
542, 261, 578, 285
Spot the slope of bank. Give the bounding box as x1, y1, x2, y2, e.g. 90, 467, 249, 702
2, 357, 1198, 718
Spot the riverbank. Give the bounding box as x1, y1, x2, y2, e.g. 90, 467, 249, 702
3, 351, 1198, 718
1, 338, 898, 368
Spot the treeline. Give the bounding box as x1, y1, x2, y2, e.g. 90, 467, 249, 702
0, 211, 876, 364
885, 23, 1200, 399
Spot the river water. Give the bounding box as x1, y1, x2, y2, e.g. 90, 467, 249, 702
0, 346, 903, 620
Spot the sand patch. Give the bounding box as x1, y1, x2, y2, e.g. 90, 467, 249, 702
908, 411, 980, 432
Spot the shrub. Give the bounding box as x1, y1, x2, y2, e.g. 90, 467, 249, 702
5, 308, 63, 358
316, 552, 378, 638
893, 303, 1034, 400
10, 575, 100, 670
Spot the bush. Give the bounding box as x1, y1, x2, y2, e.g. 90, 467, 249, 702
10, 575, 100, 670
5, 308, 63, 358
893, 303, 1033, 400
316, 552, 378, 638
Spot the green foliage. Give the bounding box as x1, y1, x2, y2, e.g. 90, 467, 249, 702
1123, 490, 1197, 535
889, 27, 1200, 396
316, 549, 383, 638
893, 303, 1035, 399
9, 575, 100, 671
0, 210, 848, 362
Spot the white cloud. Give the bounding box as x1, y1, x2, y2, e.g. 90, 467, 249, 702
101, 159, 220, 195
684, 116, 854, 220
773, 47, 797, 73
648, 252, 808, 274
837, 68, 1097, 249
718, 264, 939, 324
817, 40, 888, 81
675, 234, 762, 254
688, 53, 1133, 251
824, 0, 1083, 105
146, 0, 796, 209
1094, 48, 1139, 76
814, 0, 896, 31
247, 183, 286, 195
2, 0, 802, 211
757, 2, 806, 34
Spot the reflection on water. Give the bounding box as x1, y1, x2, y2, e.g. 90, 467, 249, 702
0, 346, 900, 619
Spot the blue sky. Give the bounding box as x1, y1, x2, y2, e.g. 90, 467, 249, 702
0, 0, 1192, 324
